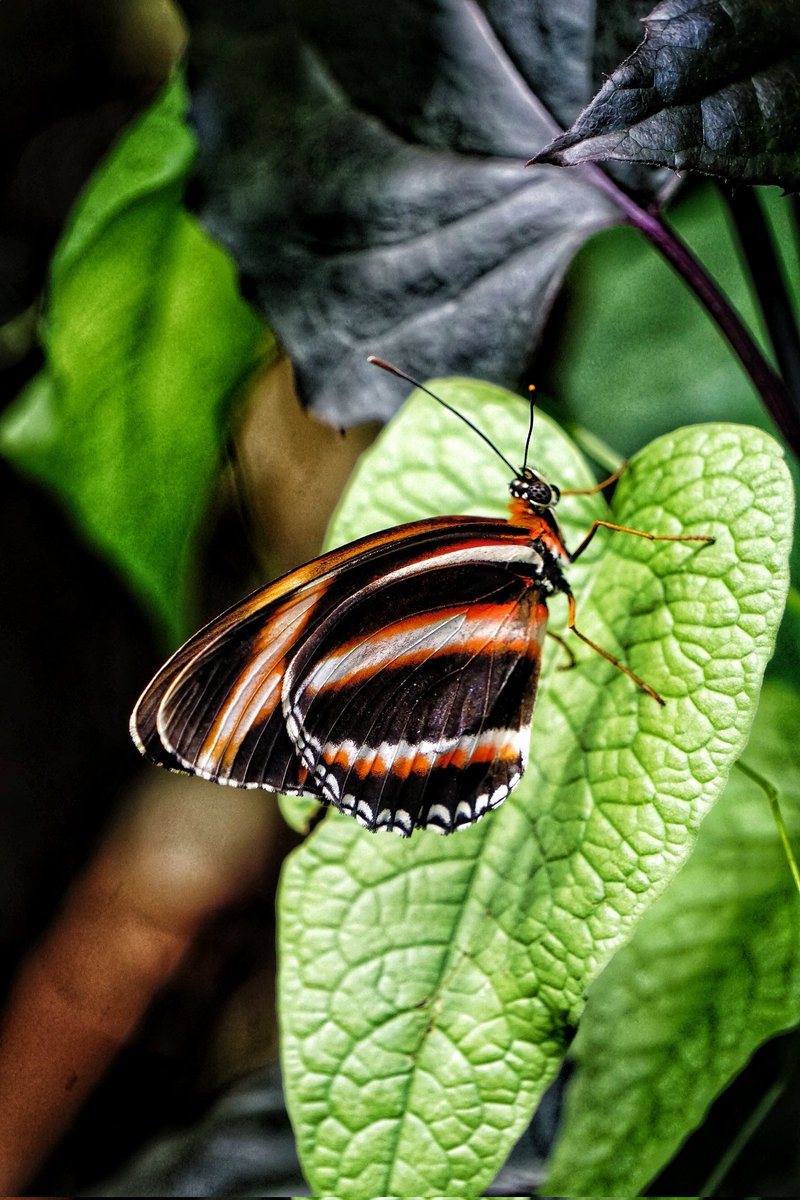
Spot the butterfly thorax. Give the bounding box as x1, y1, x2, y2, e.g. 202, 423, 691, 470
508, 469, 570, 572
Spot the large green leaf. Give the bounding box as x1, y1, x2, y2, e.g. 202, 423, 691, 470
278, 379, 792, 1196
0, 75, 267, 642
546, 678, 800, 1195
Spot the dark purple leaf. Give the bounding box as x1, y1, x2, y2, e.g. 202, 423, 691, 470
531, 0, 800, 191
86, 1065, 304, 1197
183, 1, 657, 424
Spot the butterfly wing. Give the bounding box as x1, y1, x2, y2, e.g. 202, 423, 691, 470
282, 543, 551, 835
131, 565, 333, 794
131, 517, 543, 807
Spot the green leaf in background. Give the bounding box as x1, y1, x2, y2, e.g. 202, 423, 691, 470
544, 180, 800, 586
0, 74, 268, 642
546, 678, 800, 1196
547, 184, 799, 452
278, 379, 792, 1196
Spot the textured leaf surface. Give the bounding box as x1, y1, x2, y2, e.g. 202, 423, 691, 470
546, 679, 800, 1195
180, 0, 652, 425
531, 0, 800, 189
278, 380, 792, 1196
0, 77, 266, 640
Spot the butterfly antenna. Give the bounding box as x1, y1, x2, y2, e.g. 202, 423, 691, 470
368, 356, 517, 476
522, 384, 535, 472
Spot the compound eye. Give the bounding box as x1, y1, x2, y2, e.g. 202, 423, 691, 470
528, 481, 552, 506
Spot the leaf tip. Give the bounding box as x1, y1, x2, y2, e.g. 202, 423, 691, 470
526, 134, 574, 169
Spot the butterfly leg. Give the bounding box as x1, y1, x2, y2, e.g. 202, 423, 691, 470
565, 592, 665, 706
546, 629, 576, 671
570, 519, 714, 562
560, 463, 626, 496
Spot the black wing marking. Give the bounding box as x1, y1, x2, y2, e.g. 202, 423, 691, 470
283, 555, 549, 834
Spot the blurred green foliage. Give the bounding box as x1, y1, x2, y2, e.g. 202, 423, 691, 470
0, 76, 269, 642
550, 187, 794, 443
547, 679, 800, 1195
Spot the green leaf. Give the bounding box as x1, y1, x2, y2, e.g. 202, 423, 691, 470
278, 791, 323, 837
0, 74, 268, 642
278, 379, 792, 1196
546, 678, 800, 1195
530, 0, 800, 190
547, 185, 789, 448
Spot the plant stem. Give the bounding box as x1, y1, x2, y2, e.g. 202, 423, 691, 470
724, 186, 800, 422
735, 759, 800, 898
585, 165, 800, 457
698, 1072, 788, 1197
560, 420, 624, 474
791, 193, 800, 262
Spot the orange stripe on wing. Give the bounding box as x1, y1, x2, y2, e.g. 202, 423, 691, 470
306, 601, 546, 696
227, 516, 530, 628
380, 739, 523, 777
321, 732, 524, 780
165, 583, 328, 775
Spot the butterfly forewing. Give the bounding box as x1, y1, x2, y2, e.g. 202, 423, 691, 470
158, 586, 328, 793
130, 550, 345, 791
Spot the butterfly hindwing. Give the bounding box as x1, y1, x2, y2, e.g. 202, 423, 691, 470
283, 550, 549, 835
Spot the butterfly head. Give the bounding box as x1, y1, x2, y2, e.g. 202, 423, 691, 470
509, 467, 560, 512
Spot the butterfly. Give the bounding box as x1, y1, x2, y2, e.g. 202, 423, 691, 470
130, 359, 712, 837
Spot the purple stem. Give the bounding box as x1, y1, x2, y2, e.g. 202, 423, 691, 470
585, 164, 800, 457
725, 187, 800, 418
